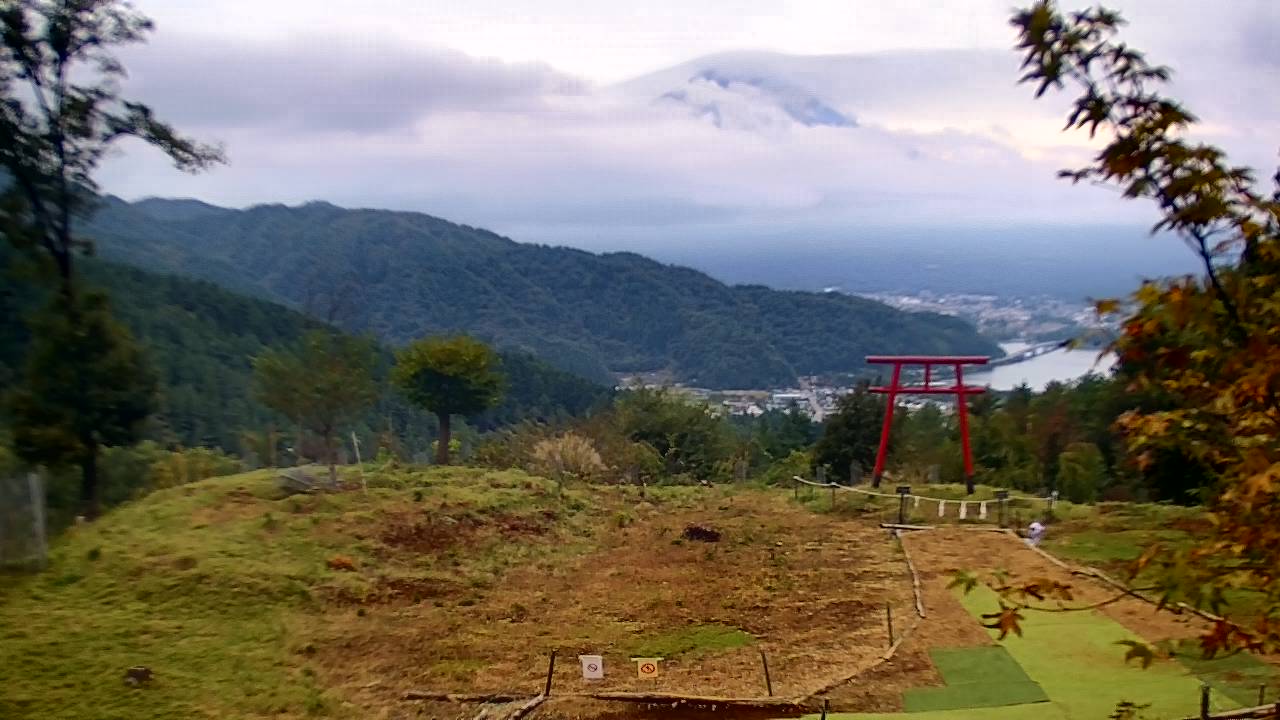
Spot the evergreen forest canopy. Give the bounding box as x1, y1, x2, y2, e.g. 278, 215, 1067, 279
0, 245, 612, 457
78, 196, 1002, 389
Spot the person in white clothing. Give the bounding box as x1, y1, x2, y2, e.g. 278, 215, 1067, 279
1026, 521, 1046, 547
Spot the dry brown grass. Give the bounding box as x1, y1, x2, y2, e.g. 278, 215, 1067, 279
307, 488, 914, 717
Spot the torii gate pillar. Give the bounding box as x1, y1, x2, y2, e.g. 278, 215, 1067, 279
866, 355, 990, 495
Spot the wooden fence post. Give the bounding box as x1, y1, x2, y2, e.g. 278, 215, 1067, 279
896, 486, 911, 525
886, 602, 894, 646
544, 650, 557, 696
1199, 684, 1210, 720
759, 650, 773, 697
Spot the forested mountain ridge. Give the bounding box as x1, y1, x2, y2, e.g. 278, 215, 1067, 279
0, 248, 610, 454
81, 197, 1002, 388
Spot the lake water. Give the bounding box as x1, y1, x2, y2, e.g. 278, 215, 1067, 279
966, 342, 1115, 391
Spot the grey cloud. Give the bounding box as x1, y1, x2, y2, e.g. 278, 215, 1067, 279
120, 34, 588, 133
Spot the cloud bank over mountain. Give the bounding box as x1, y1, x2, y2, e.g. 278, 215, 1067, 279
97, 1, 1278, 257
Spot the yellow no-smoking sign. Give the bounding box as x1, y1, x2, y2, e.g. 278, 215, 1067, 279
632, 657, 661, 678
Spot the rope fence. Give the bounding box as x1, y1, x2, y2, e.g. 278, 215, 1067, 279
792, 475, 1059, 527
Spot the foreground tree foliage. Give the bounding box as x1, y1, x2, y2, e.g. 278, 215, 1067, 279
392, 336, 505, 466
0, 0, 222, 295
252, 330, 378, 486
8, 291, 155, 519
1004, 1, 1280, 656
0, 0, 220, 519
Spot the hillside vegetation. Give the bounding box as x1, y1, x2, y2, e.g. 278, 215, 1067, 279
0, 466, 909, 720
0, 248, 611, 454
80, 197, 1002, 388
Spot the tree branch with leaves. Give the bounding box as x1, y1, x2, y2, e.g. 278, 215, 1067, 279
0, 0, 224, 295
997, 0, 1280, 658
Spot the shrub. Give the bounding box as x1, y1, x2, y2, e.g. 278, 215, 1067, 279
471, 422, 553, 470
762, 449, 813, 486
532, 433, 606, 484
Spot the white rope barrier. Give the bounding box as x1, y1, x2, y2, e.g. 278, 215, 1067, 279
792, 476, 1053, 506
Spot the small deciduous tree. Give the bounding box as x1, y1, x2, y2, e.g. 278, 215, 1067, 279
8, 290, 155, 518
391, 336, 504, 466
253, 331, 378, 486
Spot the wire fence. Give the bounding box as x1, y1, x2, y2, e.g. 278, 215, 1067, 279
0, 472, 47, 570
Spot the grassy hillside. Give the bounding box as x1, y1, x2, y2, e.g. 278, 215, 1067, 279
4, 467, 1264, 720
0, 466, 909, 719
0, 249, 610, 453
81, 197, 1002, 388
0, 467, 571, 719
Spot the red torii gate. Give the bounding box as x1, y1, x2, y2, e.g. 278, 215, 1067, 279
866, 355, 990, 494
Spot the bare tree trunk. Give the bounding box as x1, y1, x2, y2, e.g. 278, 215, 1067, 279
81, 441, 100, 520
435, 413, 452, 466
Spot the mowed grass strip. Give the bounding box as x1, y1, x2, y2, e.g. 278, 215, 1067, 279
902, 647, 1048, 712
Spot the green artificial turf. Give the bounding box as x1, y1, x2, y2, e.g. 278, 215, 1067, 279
807, 585, 1244, 720
954, 586, 1239, 719
902, 647, 1048, 712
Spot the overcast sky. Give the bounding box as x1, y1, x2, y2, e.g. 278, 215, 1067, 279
96, 0, 1279, 251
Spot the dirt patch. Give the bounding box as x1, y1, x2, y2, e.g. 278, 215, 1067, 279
681, 525, 722, 542
379, 514, 480, 553
307, 490, 915, 713
379, 509, 556, 555
815, 531, 996, 712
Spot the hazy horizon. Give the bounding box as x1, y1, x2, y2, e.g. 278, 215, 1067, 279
94, 0, 1276, 299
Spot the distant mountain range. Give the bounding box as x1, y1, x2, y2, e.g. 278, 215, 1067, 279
79, 197, 1001, 388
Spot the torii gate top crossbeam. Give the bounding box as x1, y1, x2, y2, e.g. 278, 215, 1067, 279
866, 355, 991, 365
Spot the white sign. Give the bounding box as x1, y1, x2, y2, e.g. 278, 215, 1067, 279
579, 655, 604, 680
